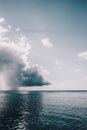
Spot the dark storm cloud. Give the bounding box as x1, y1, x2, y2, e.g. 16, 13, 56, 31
18, 69, 50, 86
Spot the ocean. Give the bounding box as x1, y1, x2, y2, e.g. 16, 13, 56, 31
0, 91, 87, 130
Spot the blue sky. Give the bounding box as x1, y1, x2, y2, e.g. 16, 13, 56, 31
0, 0, 87, 90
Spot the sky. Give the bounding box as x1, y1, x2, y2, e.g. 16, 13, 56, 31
0, 0, 87, 90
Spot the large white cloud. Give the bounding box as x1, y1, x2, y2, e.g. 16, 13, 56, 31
0, 17, 51, 90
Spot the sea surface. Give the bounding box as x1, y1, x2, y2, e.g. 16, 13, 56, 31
0, 91, 87, 130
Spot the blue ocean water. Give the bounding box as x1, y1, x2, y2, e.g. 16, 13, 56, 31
0, 91, 87, 130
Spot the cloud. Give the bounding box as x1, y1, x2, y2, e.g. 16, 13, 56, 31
0, 17, 50, 90
0, 18, 10, 41
0, 17, 5, 24
8, 25, 12, 29
0, 44, 50, 89
41, 38, 53, 48
0, 48, 22, 71
0, 26, 9, 37
31, 64, 50, 76
15, 28, 20, 32
19, 68, 50, 86
18, 36, 32, 69
0, 48, 23, 89
78, 51, 87, 60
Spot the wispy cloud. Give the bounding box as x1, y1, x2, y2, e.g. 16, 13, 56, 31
0, 17, 11, 41
0, 17, 5, 24
41, 38, 53, 48
78, 51, 87, 60
0, 26, 9, 37
15, 28, 20, 32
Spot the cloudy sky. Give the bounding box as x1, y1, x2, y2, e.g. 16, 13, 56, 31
0, 0, 87, 90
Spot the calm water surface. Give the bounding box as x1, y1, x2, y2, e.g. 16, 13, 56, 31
0, 91, 87, 130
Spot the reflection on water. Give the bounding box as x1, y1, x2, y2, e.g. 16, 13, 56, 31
0, 91, 43, 130
0, 91, 87, 130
